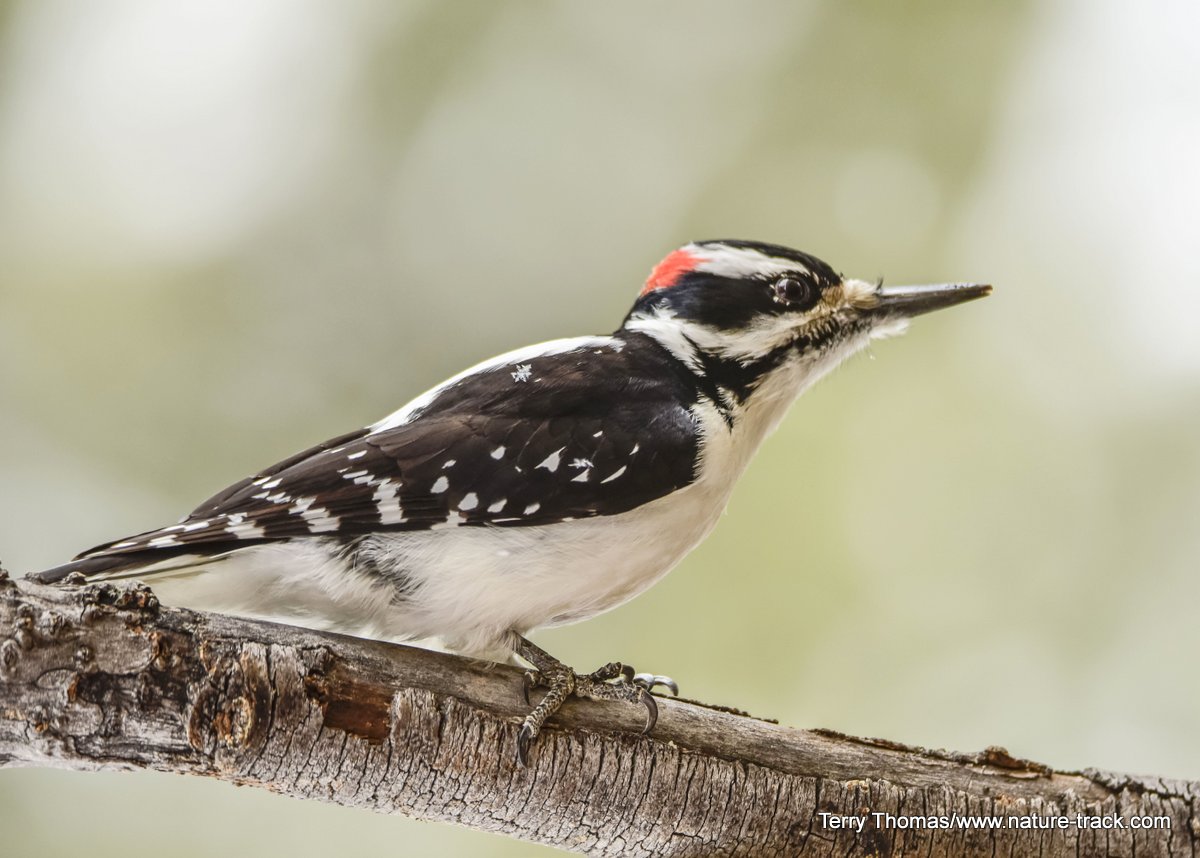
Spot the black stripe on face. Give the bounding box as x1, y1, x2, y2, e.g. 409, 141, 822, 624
629, 272, 840, 336
681, 337, 799, 425
638, 274, 776, 331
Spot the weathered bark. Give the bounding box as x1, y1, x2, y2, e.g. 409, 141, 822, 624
0, 569, 1195, 856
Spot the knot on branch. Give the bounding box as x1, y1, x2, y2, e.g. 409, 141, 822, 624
186, 642, 274, 759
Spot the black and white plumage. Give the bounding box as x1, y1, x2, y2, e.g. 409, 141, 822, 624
32, 240, 990, 662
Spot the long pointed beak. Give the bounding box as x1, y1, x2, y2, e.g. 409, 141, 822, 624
870, 282, 992, 319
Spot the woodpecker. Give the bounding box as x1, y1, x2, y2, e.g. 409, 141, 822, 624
30, 239, 990, 764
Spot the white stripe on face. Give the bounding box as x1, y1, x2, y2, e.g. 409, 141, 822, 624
688, 243, 810, 281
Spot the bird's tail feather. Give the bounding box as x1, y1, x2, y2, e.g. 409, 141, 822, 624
28, 550, 233, 585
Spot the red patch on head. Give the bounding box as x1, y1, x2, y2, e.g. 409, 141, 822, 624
641, 249, 702, 296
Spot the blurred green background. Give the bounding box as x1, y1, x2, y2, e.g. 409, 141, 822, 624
3, 1, 1198, 855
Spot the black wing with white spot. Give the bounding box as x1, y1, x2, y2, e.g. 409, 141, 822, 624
57, 332, 703, 571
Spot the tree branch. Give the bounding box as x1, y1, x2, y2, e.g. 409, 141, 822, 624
1, 569, 1195, 856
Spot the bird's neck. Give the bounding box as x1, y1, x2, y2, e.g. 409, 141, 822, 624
622, 315, 874, 474
622, 314, 801, 427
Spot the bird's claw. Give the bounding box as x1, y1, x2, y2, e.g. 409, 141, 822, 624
574, 666, 670, 733
631, 672, 679, 697
516, 722, 535, 767
512, 636, 678, 767
638, 686, 658, 734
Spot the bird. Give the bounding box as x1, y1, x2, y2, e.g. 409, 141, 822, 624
29, 239, 991, 764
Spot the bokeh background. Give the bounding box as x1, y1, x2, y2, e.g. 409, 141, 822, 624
2, 1, 1198, 855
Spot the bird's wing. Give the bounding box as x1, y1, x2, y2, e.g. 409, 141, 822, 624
63, 335, 701, 567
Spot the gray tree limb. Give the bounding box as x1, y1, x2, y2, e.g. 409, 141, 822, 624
0, 569, 1195, 856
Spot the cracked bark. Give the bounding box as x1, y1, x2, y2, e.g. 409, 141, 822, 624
1, 570, 1196, 857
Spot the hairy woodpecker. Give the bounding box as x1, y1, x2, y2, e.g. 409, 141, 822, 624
30, 239, 990, 763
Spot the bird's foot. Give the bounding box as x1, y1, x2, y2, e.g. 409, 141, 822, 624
513, 636, 678, 766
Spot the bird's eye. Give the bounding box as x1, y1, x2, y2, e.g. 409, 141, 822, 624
772, 276, 819, 310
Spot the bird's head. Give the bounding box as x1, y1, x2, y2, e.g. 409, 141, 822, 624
623, 239, 990, 415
